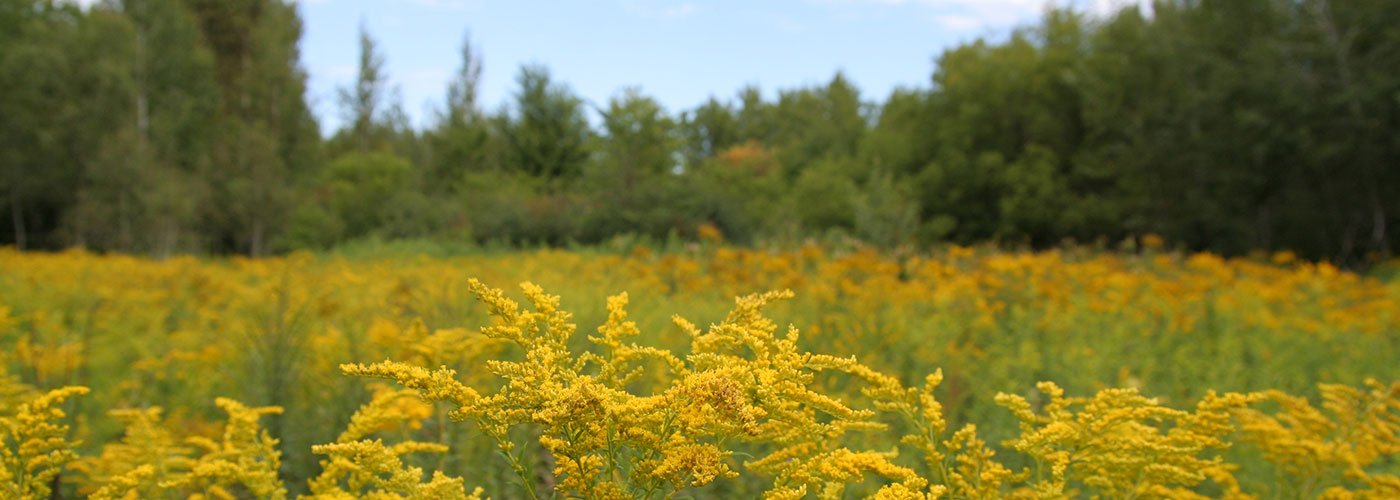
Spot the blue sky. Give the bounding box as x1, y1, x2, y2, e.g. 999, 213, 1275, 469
285, 0, 1141, 133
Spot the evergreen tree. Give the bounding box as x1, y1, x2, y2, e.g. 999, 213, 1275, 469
337, 23, 389, 154
427, 32, 491, 192
498, 64, 592, 186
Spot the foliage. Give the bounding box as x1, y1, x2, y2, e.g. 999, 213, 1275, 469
498, 64, 592, 184
4, 1, 1398, 260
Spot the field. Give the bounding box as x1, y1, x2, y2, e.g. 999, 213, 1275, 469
2, 243, 1398, 498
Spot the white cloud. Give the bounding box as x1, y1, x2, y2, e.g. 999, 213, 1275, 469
813, 0, 1150, 31
943, 0, 1045, 27
405, 0, 477, 10
404, 67, 452, 85
317, 64, 358, 80
774, 16, 805, 34
621, 0, 699, 20
301, 0, 476, 9
934, 14, 982, 31
660, 3, 697, 19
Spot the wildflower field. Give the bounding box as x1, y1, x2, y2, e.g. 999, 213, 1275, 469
2, 244, 1398, 498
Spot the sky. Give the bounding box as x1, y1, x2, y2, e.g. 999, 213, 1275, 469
205, 0, 1145, 133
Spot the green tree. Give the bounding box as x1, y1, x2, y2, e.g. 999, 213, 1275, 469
185, 0, 318, 256
734, 85, 776, 145
64, 0, 217, 255
579, 88, 691, 240
859, 87, 935, 177
0, 0, 87, 250
677, 96, 738, 170
336, 23, 391, 154
426, 32, 492, 193
917, 10, 1094, 245
596, 88, 677, 188
771, 72, 868, 177
321, 152, 415, 239
790, 158, 858, 232
498, 64, 592, 185
852, 169, 920, 248
687, 141, 792, 243
1290, 0, 1399, 260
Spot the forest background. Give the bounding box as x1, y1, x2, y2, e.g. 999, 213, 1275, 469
6, 1, 1400, 497
2, 0, 1398, 264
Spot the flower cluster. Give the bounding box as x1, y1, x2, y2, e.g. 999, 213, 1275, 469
1, 383, 89, 498
75, 398, 285, 499
995, 383, 1260, 498
4, 246, 1400, 497
78, 407, 193, 498
343, 281, 940, 499
304, 388, 481, 499
1234, 379, 1400, 497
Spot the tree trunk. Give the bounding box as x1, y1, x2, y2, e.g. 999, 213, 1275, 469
10, 194, 25, 250
1315, 0, 1386, 255
119, 191, 133, 251
250, 217, 264, 257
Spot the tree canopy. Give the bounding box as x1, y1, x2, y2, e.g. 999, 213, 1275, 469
2, 0, 1396, 263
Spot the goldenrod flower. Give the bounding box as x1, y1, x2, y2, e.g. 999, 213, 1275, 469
1, 385, 89, 499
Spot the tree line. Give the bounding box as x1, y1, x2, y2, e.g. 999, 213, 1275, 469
2, 0, 1396, 263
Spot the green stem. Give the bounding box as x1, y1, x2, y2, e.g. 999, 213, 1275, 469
494, 432, 539, 500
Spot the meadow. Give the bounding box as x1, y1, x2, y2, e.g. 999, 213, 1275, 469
2, 242, 1398, 498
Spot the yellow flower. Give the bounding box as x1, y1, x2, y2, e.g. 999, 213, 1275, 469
1, 385, 89, 499
163, 398, 286, 500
